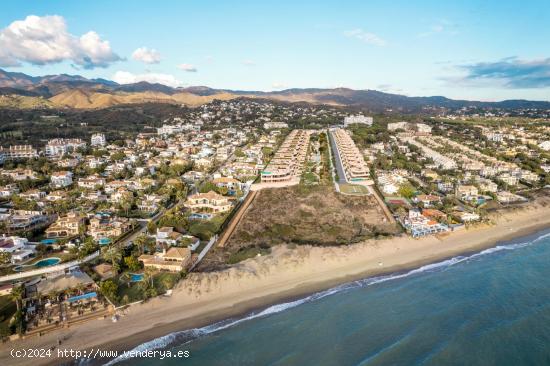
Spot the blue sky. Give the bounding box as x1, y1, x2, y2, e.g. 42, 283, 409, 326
1, 0, 550, 101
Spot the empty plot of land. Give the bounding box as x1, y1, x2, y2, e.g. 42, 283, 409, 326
196, 184, 400, 271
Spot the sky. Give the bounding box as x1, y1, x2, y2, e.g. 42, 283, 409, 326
1, 0, 550, 101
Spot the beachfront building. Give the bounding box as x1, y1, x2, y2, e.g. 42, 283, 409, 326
400, 210, 449, 238
331, 128, 372, 183
261, 129, 312, 183
138, 247, 192, 272
45, 212, 86, 238
184, 191, 233, 213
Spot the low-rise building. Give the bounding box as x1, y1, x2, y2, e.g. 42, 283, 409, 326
138, 247, 192, 272
50, 171, 73, 188
185, 191, 232, 213
45, 212, 86, 238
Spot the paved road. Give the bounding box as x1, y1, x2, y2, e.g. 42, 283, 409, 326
328, 129, 348, 184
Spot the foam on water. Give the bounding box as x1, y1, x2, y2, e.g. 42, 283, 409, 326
103, 230, 550, 365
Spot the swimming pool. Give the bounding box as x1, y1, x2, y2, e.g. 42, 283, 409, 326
14, 257, 62, 272
34, 257, 61, 268
130, 273, 144, 282
98, 238, 112, 246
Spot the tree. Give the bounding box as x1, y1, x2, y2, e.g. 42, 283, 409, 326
124, 256, 141, 272
10, 285, 23, 313
398, 183, 416, 199
135, 234, 155, 255
9, 285, 25, 336
0, 251, 11, 265
146, 221, 157, 235
100, 280, 118, 302
79, 237, 98, 258
101, 246, 123, 274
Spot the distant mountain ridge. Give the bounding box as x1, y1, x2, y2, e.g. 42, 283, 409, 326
1, 68, 550, 111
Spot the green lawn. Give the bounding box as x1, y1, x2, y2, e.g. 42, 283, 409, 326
339, 184, 370, 195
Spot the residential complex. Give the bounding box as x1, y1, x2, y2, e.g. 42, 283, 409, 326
261, 129, 312, 184
330, 128, 372, 183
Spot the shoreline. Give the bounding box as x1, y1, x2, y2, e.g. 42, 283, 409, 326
2, 202, 550, 366
100, 219, 550, 362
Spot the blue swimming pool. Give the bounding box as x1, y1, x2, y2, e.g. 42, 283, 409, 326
98, 238, 112, 246
130, 273, 144, 282
34, 257, 61, 268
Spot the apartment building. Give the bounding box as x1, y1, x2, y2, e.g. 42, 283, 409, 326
261, 129, 312, 183
331, 128, 372, 183
343, 115, 373, 127
0, 145, 38, 160
91, 133, 107, 147
264, 121, 288, 129
405, 138, 457, 170
45, 138, 86, 157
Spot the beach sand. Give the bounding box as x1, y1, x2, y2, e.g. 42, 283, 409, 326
2, 201, 550, 365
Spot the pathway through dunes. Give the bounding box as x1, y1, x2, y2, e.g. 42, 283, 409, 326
217, 191, 258, 248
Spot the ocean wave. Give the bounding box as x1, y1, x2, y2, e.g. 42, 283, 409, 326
103, 230, 550, 365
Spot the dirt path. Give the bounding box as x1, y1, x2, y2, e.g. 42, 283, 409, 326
217, 191, 258, 247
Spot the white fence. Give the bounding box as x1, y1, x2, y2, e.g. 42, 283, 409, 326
0, 251, 100, 283
189, 235, 218, 271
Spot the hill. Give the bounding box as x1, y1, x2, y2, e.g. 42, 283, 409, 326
1, 68, 550, 111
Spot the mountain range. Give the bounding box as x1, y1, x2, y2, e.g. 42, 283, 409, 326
1, 68, 550, 111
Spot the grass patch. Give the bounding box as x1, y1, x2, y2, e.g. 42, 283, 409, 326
228, 246, 271, 264
340, 184, 370, 195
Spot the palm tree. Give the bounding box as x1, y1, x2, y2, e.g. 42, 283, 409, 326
101, 246, 123, 274
10, 285, 24, 313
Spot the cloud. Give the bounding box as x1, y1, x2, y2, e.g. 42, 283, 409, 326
243, 59, 256, 66
112, 71, 183, 87
456, 57, 550, 88
418, 19, 459, 38
272, 82, 287, 90
0, 15, 121, 69
131, 47, 161, 64
344, 29, 386, 46
177, 63, 197, 72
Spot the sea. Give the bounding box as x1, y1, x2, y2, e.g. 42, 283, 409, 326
105, 229, 550, 366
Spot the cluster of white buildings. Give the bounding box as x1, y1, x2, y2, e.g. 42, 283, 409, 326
45, 138, 86, 157
343, 115, 373, 127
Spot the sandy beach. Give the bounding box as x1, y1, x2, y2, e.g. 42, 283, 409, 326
2, 200, 550, 365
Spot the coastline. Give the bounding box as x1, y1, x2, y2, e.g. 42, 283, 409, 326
2, 202, 550, 366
